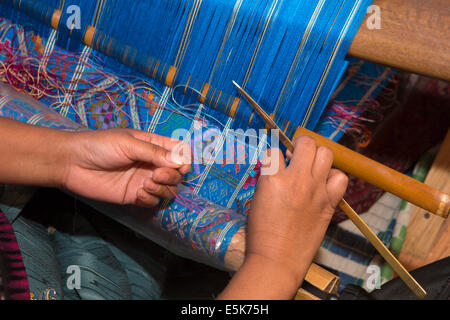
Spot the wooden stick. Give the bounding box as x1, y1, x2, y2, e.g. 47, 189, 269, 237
349, 0, 450, 81
339, 201, 426, 299
233, 81, 427, 299
293, 126, 450, 219
306, 263, 340, 295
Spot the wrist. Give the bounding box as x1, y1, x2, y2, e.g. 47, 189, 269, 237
0, 118, 75, 188
46, 129, 76, 189
219, 253, 303, 300
244, 253, 306, 294
245, 247, 315, 287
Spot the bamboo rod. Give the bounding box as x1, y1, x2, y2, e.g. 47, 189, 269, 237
233, 81, 427, 299
292, 126, 450, 219
349, 0, 450, 81
339, 201, 426, 299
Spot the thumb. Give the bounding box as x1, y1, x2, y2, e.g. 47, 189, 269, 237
326, 169, 349, 208
125, 138, 184, 168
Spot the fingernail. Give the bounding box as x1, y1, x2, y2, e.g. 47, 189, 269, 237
169, 152, 185, 165
169, 143, 192, 165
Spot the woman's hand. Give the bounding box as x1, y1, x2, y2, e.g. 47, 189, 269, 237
219, 136, 348, 300
0, 118, 191, 208
247, 136, 348, 284
62, 129, 191, 208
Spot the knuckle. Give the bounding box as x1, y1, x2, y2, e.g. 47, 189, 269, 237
294, 135, 316, 148
166, 170, 181, 183
156, 169, 173, 183
318, 146, 334, 161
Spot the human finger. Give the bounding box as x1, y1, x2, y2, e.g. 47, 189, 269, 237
325, 169, 349, 208
128, 130, 183, 151
153, 167, 184, 186
287, 136, 317, 174
143, 179, 178, 199
136, 188, 161, 208
124, 138, 184, 168
312, 146, 334, 182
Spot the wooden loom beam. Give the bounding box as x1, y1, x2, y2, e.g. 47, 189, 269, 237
349, 0, 450, 81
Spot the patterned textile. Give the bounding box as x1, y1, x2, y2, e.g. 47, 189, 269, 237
50, 216, 164, 300
0, 187, 168, 300
332, 76, 450, 224
0, 209, 30, 300
0, 18, 266, 267
0, 5, 432, 296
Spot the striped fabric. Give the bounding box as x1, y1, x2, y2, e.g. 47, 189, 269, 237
0, 209, 30, 300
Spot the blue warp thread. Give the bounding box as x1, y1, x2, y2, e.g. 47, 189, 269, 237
0, 0, 372, 138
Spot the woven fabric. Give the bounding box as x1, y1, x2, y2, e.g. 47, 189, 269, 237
2, 1, 421, 296
0, 209, 30, 300
0, 188, 167, 300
